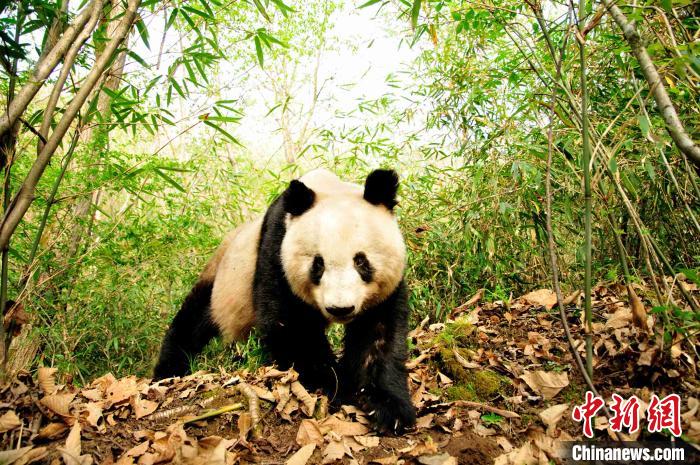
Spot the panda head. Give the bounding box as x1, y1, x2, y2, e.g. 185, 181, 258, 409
280, 169, 406, 323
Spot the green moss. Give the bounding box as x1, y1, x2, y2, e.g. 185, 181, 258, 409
432, 315, 509, 401
446, 383, 477, 401
437, 346, 474, 381
471, 370, 505, 398
442, 370, 508, 402
433, 315, 477, 348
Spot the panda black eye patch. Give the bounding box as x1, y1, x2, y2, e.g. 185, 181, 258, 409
353, 252, 374, 283
310, 255, 325, 284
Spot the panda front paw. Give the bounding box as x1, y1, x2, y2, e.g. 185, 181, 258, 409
296, 362, 340, 396
369, 396, 416, 435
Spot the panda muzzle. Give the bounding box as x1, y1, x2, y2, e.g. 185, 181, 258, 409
326, 306, 354, 317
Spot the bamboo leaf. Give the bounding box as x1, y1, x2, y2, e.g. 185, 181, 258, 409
203, 120, 243, 147
135, 16, 150, 49
270, 0, 295, 16
182, 5, 211, 21
358, 0, 384, 8
165, 8, 178, 30
254, 35, 264, 66
253, 0, 271, 22
154, 169, 186, 193
127, 50, 148, 68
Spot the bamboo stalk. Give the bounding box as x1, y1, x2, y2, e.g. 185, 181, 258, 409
183, 403, 244, 424
578, 0, 594, 379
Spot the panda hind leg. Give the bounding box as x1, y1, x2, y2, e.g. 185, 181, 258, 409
153, 280, 219, 380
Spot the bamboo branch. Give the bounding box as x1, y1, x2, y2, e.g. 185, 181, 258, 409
603, 0, 700, 168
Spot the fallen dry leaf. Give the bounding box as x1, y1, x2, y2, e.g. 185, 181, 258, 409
495, 436, 513, 452
452, 348, 479, 369
401, 437, 439, 456
417, 453, 458, 465
321, 415, 370, 436
276, 383, 292, 413
291, 381, 316, 416
369, 456, 399, 464
40, 392, 76, 417
286, 444, 316, 465
296, 419, 325, 446
605, 308, 632, 329
322, 436, 349, 463
520, 289, 557, 309
38, 367, 59, 395
539, 403, 569, 434
493, 441, 538, 465
353, 435, 379, 448
36, 422, 68, 441
60, 422, 92, 465
520, 370, 569, 400
81, 403, 103, 428
132, 396, 158, 419
0, 446, 34, 465
105, 376, 139, 405
125, 441, 149, 457
638, 346, 657, 366
249, 384, 275, 402
0, 410, 21, 432
416, 413, 434, 429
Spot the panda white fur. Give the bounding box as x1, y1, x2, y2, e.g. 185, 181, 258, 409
154, 168, 416, 433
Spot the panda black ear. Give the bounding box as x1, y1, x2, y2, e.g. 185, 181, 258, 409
363, 169, 399, 210
283, 180, 316, 216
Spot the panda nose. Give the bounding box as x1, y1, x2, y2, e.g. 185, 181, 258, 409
326, 306, 354, 317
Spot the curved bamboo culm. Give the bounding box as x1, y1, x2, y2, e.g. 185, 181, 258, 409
603, 0, 700, 169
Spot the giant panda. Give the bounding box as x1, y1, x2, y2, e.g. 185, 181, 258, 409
154, 168, 416, 433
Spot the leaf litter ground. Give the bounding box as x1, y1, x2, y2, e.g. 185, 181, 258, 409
1, 281, 699, 464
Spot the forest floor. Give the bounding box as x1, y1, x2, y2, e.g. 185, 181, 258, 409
1, 283, 699, 464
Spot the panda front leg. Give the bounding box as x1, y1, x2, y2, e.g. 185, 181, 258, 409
257, 305, 339, 395
340, 283, 416, 434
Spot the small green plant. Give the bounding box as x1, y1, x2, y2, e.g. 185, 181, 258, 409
481, 413, 503, 425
